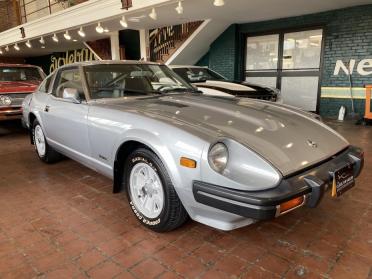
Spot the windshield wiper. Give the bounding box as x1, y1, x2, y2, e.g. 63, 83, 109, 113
159, 87, 197, 93
92, 87, 161, 96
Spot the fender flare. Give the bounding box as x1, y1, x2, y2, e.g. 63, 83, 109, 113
112, 129, 182, 194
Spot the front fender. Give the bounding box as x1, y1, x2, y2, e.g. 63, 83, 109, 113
113, 129, 181, 187
112, 127, 209, 210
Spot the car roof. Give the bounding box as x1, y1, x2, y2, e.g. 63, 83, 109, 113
0, 63, 40, 68
169, 65, 207, 69
58, 60, 163, 70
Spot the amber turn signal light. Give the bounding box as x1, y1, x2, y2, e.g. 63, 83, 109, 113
279, 196, 304, 214
180, 157, 197, 168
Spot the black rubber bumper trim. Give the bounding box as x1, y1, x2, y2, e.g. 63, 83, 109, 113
193, 146, 364, 220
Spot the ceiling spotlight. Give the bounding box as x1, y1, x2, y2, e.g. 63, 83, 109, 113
213, 0, 225, 6
96, 22, 104, 33
41, 45, 46, 49
149, 8, 157, 20
64, 30, 71, 40
25, 40, 32, 48
0, 49, 3, 55
52, 33, 59, 42
78, 26, 85, 37
120, 15, 128, 28
175, 1, 183, 14
14, 43, 20, 51
5, 45, 9, 52
73, 39, 78, 42
39, 36, 45, 44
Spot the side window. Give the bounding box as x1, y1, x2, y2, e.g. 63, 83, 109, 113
173, 68, 190, 82
53, 68, 85, 100
38, 75, 52, 93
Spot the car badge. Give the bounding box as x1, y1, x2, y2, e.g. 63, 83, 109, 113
307, 139, 318, 148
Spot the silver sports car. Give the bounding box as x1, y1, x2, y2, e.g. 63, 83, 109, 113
22, 61, 364, 232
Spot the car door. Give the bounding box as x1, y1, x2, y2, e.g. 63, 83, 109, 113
42, 66, 91, 164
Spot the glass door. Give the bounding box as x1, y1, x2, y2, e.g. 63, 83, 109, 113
245, 34, 279, 88
245, 29, 323, 111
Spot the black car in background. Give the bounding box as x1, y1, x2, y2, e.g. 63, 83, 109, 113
170, 65, 282, 102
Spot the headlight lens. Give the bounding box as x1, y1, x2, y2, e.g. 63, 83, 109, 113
0, 95, 12, 106
208, 143, 228, 173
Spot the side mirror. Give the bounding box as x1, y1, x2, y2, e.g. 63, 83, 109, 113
63, 88, 81, 104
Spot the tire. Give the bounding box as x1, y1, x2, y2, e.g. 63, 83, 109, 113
32, 120, 62, 164
124, 148, 189, 232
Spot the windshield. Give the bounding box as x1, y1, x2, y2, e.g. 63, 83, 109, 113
173, 67, 226, 82
0, 67, 43, 82
85, 64, 196, 99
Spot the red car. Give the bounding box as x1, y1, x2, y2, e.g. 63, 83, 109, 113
0, 64, 45, 121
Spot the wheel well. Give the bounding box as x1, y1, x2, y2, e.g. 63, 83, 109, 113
113, 140, 149, 193
29, 113, 37, 144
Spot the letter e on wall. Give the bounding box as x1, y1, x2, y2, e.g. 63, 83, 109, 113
357, 59, 372, 76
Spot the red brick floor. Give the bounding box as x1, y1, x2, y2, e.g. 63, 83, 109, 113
0, 120, 371, 279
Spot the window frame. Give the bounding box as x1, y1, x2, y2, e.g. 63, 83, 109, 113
51, 66, 88, 101
242, 25, 325, 113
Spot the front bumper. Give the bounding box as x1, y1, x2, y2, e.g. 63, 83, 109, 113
0, 107, 23, 121
193, 146, 364, 220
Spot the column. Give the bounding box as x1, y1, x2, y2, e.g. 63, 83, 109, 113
139, 29, 149, 61
110, 31, 120, 60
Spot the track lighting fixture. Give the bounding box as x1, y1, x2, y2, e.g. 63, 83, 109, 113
64, 30, 71, 40
96, 22, 104, 33
14, 43, 20, 51
213, 0, 225, 6
25, 40, 32, 48
78, 27, 85, 37
52, 33, 59, 42
39, 36, 45, 44
120, 15, 128, 28
149, 8, 157, 20
175, 1, 183, 14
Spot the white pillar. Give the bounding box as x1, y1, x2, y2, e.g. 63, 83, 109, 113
139, 29, 149, 61
110, 31, 120, 60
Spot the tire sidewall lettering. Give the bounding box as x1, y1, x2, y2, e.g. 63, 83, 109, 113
129, 201, 161, 226
129, 156, 162, 227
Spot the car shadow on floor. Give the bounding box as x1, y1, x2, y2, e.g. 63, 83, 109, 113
0, 120, 28, 136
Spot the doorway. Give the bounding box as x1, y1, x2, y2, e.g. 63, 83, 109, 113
244, 28, 323, 111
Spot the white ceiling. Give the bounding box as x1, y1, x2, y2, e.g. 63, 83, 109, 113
1, 0, 370, 57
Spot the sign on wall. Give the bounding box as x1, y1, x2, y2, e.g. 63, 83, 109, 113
333, 59, 372, 76
49, 48, 96, 73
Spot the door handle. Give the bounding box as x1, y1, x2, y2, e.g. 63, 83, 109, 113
44, 105, 50, 112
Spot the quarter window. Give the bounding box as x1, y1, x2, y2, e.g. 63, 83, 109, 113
53, 68, 85, 100
38, 75, 53, 93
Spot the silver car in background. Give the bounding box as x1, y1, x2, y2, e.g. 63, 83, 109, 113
22, 61, 364, 232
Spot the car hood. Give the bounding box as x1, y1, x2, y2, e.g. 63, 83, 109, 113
100, 94, 349, 176
194, 80, 257, 91
0, 81, 39, 94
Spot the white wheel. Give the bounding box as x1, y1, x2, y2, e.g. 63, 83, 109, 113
125, 148, 189, 232
34, 125, 46, 157
129, 162, 165, 219
32, 119, 61, 164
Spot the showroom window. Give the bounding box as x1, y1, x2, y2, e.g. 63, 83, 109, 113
245, 28, 323, 111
